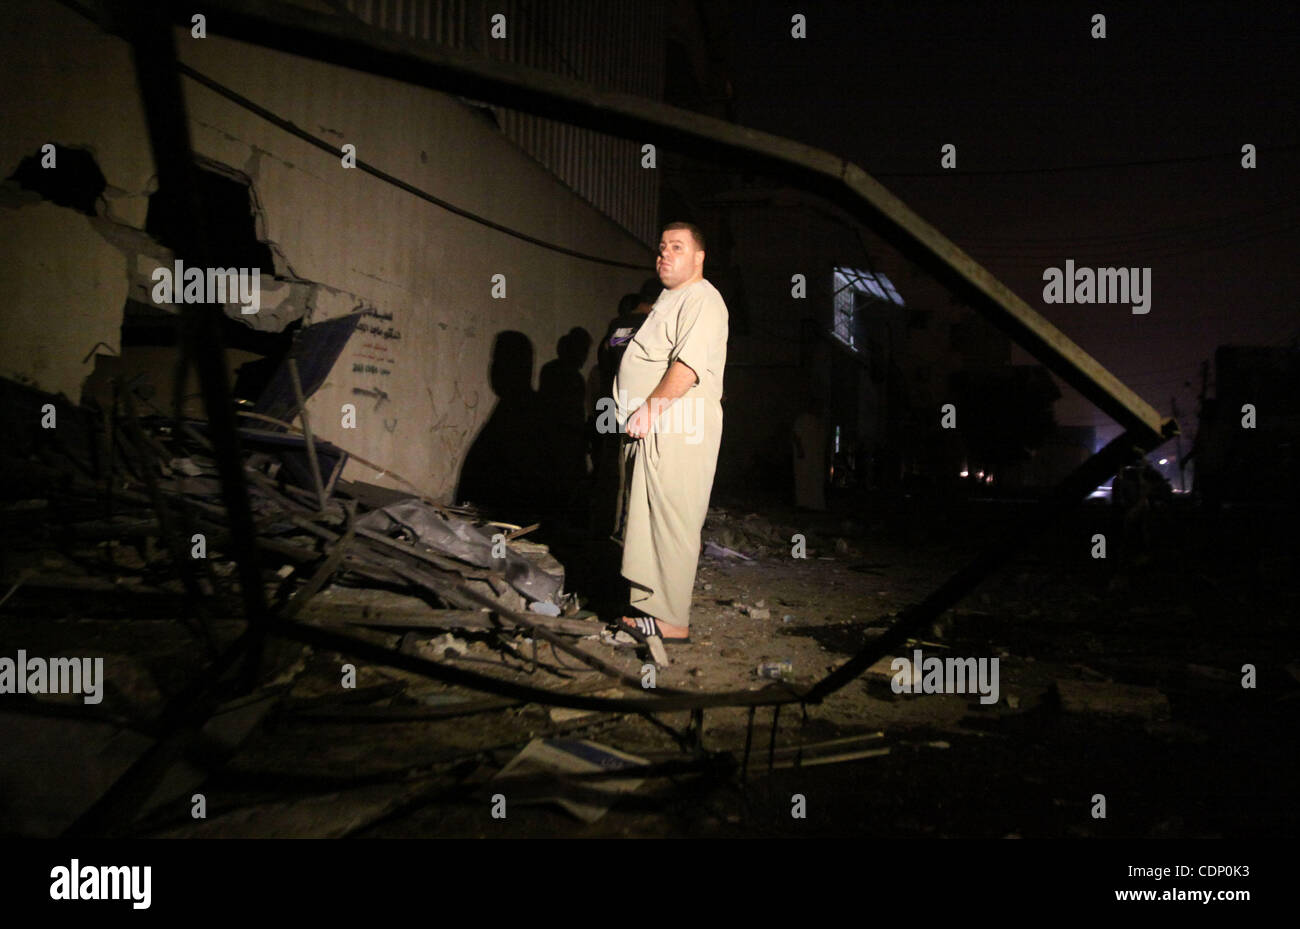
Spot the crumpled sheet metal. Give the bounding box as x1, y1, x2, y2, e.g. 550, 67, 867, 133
356, 498, 561, 605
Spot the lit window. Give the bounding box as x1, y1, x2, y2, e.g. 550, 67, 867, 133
832, 267, 904, 352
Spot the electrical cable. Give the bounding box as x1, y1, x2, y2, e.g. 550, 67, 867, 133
175, 63, 652, 270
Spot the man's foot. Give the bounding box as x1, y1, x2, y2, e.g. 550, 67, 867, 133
621, 615, 689, 641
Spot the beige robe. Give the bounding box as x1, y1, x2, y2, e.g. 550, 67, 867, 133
613, 279, 729, 629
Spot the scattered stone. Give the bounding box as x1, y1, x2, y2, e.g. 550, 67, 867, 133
426, 633, 467, 659
646, 635, 669, 667
748, 608, 771, 620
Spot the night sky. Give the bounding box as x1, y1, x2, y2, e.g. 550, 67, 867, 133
722, 1, 1299, 446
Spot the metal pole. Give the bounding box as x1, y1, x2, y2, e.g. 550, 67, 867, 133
114, 0, 268, 687
804, 429, 1154, 704
288, 358, 328, 511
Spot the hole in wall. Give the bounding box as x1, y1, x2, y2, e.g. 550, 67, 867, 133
7, 144, 107, 216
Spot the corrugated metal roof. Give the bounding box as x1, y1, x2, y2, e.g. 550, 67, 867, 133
344, 0, 664, 245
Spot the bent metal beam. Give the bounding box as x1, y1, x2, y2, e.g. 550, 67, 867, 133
50, 0, 1181, 727
159, 0, 1172, 444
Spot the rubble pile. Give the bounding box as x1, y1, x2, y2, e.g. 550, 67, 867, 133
0, 376, 575, 636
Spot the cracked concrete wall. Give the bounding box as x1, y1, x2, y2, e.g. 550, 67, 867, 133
1, 0, 653, 504
0, 203, 129, 398
0, 1, 154, 400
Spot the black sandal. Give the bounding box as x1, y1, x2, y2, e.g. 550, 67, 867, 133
624, 615, 691, 645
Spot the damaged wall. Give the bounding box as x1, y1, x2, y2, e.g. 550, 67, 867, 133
0, 0, 654, 504
0, 2, 152, 401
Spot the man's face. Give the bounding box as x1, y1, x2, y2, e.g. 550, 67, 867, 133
656, 229, 704, 290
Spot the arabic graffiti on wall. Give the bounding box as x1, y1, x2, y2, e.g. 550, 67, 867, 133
350, 305, 401, 377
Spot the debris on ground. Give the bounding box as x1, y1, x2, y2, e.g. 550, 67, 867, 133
492, 738, 650, 823
703, 541, 752, 561
756, 660, 794, 681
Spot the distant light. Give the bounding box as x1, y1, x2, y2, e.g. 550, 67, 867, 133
985, 474, 993, 484
976, 470, 984, 479
960, 470, 969, 478
1158, 458, 1168, 465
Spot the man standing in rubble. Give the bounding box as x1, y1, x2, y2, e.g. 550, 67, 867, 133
612, 222, 728, 642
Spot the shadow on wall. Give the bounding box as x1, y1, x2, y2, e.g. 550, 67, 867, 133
457, 330, 545, 517
539, 326, 592, 521
458, 328, 598, 524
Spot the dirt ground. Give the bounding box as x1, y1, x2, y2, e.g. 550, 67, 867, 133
3, 490, 1296, 838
